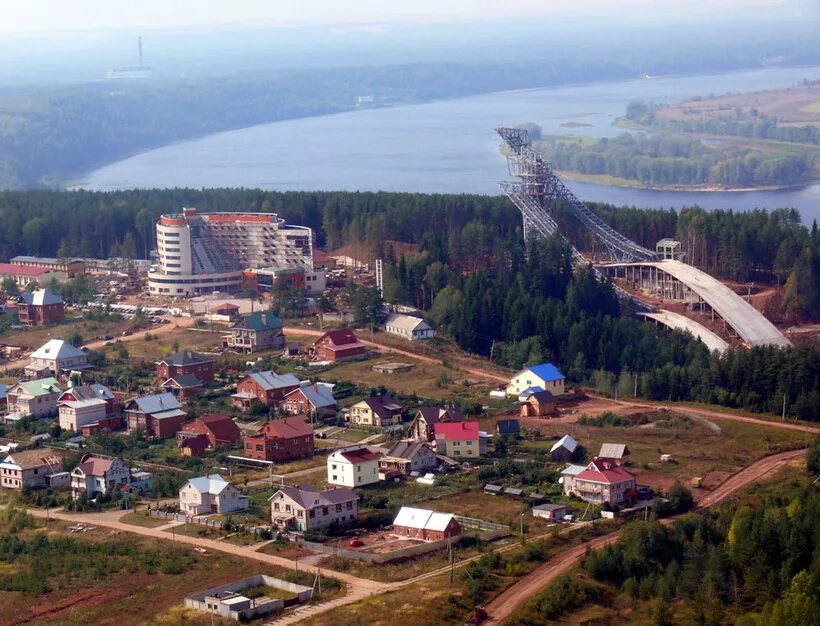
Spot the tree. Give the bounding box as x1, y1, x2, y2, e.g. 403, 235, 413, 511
807, 436, 820, 474
2, 277, 19, 296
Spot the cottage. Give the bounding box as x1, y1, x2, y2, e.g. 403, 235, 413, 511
176, 414, 242, 450
6, 377, 62, 418
382, 313, 435, 341
226, 312, 285, 354
566, 459, 637, 506
598, 443, 631, 461
434, 421, 486, 458
231, 371, 301, 410
392, 507, 461, 541
520, 389, 557, 417
348, 394, 404, 428
550, 434, 578, 463
506, 363, 565, 397
154, 350, 215, 384
17, 289, 65, 326
242, 417, 314, 462
26, 339, 90, 377
496, 419, 521, 438
408, 406, 464, 442
327, 445, 381, 488
0, 448, 63, 491
532, 503, 571, 521
70, 454, 131, 500
179, 474, 249, 515
379, 441, 438, 476
279, 383, 336, 418
160, 374, 206, 400
124, 392, 187, 438
57, 383, 119, 432
310, 329, 367, 363
269, 485, 359, 532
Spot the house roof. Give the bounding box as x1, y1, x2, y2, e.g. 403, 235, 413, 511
550, 434, 578, 454
232, 312, 283, 332
385, 440, 432, 461
0, 263, 52, 277
161, 374, 204, 389
31, 339, 86, 361
335, 445, 380, 464
528, 390, 556, 403
58, 397, 107, 410
384, 313, 432, 333
12, 255, 82, 265
393, 506, 456, 532
193, 414, 241, 441
415, 406, 464, 425
534, 503, 569, 512
518, 386, 544, 398
15, 377, 61, 397
435, 421, 480, 441
245, 371, 301, 391
561, 463, 588, 476
598, 443, 630, 459
256, 416, 314, 440
59, 383, 115, 403
128, 392, 182, 415
355, 394, 403, 419
153, 409, 188, 420
185, 474, 232, 495
271, 484, 358, 509
0, 384, 7, 400
20, 288, 63, 307
212, 303, 239, 312
318, 329, 359, 347
74, 454, 114, 476
286, 383, 335, 409
0, 448, 62, 471
525, 363, 565, 383
155, 350, 213, 367
496, 419, 520, 435
575, 459, 635, 485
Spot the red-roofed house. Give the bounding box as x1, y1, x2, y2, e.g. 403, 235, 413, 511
327, 445, 382, 487
566, 458, 637, 506
176, 414, 241, 451
310, 329, 367, 363
434, 421, 486, 459
242, 417, 315, 462
0, 263, 66, 288
70, 454, 131, 500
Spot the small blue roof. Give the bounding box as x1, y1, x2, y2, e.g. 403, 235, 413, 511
288, 383, 335, 409
527, 363, 565, 382
132, 392, 182, 414
518, 386, 544, 398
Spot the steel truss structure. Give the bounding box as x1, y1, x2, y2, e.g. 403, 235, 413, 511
496, 127, 656, 263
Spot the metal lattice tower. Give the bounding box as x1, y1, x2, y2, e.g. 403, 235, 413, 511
497, 127, 656, 263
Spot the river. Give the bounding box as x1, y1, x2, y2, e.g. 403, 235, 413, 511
77, 65, 820, 224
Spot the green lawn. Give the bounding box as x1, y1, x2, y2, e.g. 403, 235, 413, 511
119, 511, 167, 528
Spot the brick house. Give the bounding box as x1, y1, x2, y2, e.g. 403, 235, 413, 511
226, 312, 285, 354
154, 351, 215, 384
231, 371, 301, 410
242, 417, 314, 462
309, 329, 367, 363
124, 392, 187, 438
408, 406, 464, 442
392, 507, 461, 541
280, 383, 337, 418
269, 485, 359, 532
176, 414, 241, 450
160, 374, 206, 400
348, 394, 404, 428
434, 421, 487, 459
0, 448, 64, 491
17, 289, 65, 326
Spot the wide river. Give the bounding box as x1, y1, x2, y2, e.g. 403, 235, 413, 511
79, 65, 820, 223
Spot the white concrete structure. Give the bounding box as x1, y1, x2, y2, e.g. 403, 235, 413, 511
58, 398, 107, 431
27, 339, 90, 375
327, 445, 381, 488
640, 310, 729, 354
383, 313, 435, 341
148, 208, 314, 296
179, 474, 249, 514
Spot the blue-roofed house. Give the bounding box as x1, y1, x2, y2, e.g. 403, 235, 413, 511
179, 474, 248, 515
280, 382, 337, 418
124, 392, 187, 438
507, 363, 565, 397
232, 370, 302, 410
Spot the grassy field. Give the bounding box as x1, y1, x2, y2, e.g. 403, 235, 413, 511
0, 313, 136, 350
124, 328, 224, 361
119, 511, 167, 528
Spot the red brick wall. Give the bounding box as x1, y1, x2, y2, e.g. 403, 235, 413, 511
243, 433, 313, 462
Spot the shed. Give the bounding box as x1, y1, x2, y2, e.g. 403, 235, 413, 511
550, 434, 578, 463
495, 419, 521, 438
504, 487, 524, 497
532, 503, 570, 521
484, 484, 503, 495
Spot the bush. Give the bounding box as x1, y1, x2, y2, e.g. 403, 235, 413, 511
536, 575, 599, 619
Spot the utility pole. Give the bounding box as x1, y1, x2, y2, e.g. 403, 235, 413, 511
449, 537, 454, 583
782, 393, 787, 421
634, 373, 638, 397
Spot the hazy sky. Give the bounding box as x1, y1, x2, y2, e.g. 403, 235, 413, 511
1, 0, 803, 33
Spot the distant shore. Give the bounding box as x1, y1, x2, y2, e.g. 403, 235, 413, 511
554, 170, 815, 193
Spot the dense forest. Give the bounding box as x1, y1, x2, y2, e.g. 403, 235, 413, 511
0, 189, 817, 418
534, 132, 816, 188
516, 471, 820, 625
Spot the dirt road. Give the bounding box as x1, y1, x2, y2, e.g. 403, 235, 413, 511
483, 448, 806, 624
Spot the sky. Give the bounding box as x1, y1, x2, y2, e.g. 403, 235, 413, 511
0, 0, 806, 33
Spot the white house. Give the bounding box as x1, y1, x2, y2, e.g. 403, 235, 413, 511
57, 383, 118, 431
179, 474, 249, 515
383, 313, 434, 341
327, 445, 381, 488
70, 454, 131, 500
269, 485, 359, 532
26, 339, 90, 376
506, 362, 565, 397
6, 377, 62, 418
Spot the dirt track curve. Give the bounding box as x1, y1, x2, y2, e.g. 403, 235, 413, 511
483, 448, 807, 624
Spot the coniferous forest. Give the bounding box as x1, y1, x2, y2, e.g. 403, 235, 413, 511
0, 189, 817, 419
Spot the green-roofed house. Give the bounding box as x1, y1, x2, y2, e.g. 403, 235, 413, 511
6, 377, 62, 418
226, 312, 285, 354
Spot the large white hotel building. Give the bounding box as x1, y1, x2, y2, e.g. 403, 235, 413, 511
148, 208, 314, 296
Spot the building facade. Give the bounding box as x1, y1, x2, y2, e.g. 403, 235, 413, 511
270, 485, 358, 532
327, 445, 381, 488
434, 422, 486, 458
310, 329, 367, 363
231, 371, 301, 409
565, 459, 637, 506
0, 449, 63, 491
242, 417, 314, 462
57, 383, 119, 432
27, 339, 90, 376
348, 394, 404, 428
408, 406, 464, 442
226, 312, 285, 354
11, 256, 85, 278
70, 455, 131, 500
392, 507, 461, 541
179, 474, 249, 514
382, 313, 435, 341
279, 383, 336, 418
0, 263, 66, 288
6, 377, 62, 418
155, 350, 215, 384
124, 393, 187, 438
17, 289, 65, 326
176, 414, 242, 450
506, 363, 566, 397
148, 208, 314, 296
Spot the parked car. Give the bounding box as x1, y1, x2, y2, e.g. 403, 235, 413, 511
103, 335, 114, 341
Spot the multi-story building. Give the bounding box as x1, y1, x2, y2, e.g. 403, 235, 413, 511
147, 208, 314, 296
327, 445, 381, 488
0, 263, 66, 288
6, 377, 62, 418
434, 422, 487, 459
242, 417, 314, 462
70, 455, 131, 500
179, 474, 248, 515
57, 383, 119, 432
348, 394, 404, 428
155, 350, 215, 384
26, 339, 90, 377
17, 289, 65, 326
565, 458, 637, 506
226, 312, 285, 354
11, 256, 85, 278
270, 485, 359, 532
124, 392, 187, 438
0, 448, 64, 491
231, 371, 301, 410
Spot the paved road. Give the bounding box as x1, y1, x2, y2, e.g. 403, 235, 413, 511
482, 448, 806, 624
